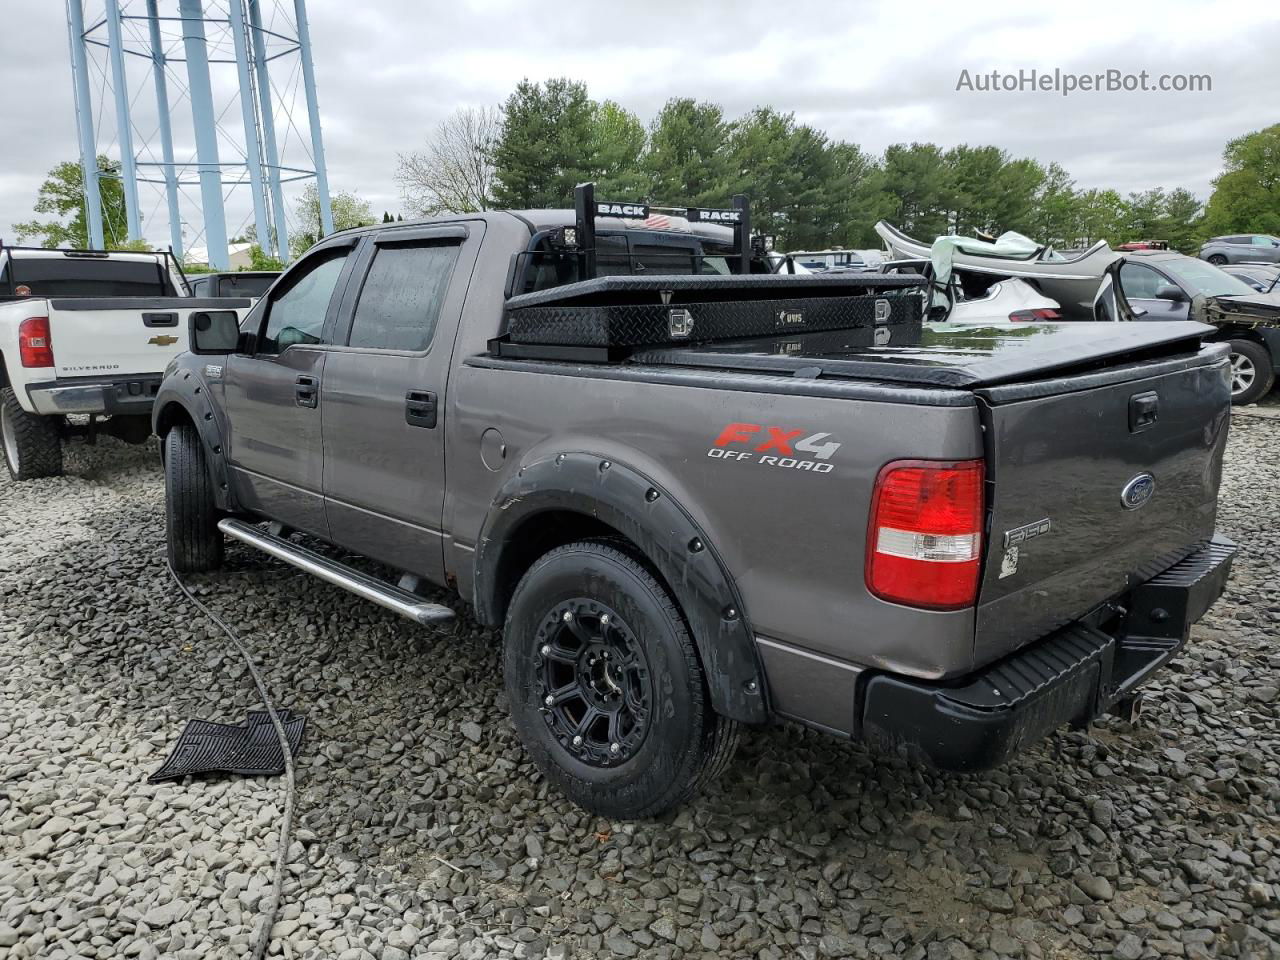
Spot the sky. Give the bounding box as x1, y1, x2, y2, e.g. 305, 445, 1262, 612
2, 0, 1278, 252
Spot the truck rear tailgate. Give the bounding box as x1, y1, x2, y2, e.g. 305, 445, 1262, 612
971, 344, 1231, 665
47, 297, 250, 378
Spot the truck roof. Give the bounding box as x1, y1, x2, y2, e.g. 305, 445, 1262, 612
324, 209, 737, 246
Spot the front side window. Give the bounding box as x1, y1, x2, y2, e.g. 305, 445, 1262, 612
260, 250, 349, 353
1119, 263, 1166, 300
347, 242, 459, 351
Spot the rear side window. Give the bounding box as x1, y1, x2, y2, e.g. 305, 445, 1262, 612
260, 249, 349, 352
347, 242, 459, 351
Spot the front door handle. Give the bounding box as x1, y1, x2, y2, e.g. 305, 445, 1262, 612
295, 374, 318, 408
405, 389, 437, 428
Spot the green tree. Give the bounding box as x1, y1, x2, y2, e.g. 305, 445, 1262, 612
880, 143, 955, 239
1074, 188, 1125, 246
13, 156, 134, 249
644, 98, 732, 205
829, 142, 890, 247
1120, 188, 1167, 241
1204, 124, 1280, 236
289, 183, 375, 258
247, 244, 284, 271
1030, 162, 1078, 247
491, 78, 597, 208
588, 100, 648, 199
1160, 187, 1203, 252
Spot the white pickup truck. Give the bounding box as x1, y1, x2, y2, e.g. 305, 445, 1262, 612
0, 246, 251, 480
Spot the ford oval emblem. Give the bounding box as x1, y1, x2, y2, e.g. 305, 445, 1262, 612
1121, 473, 1156, 510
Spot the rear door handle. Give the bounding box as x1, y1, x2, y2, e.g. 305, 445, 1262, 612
405, 389, 437, 428
295, 374, 318, 408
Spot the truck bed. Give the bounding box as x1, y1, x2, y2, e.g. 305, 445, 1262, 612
475, 318, 1231, 675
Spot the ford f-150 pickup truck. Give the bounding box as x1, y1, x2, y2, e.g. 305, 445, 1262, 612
155, 186, 1236, 818
0, 246, 251, 480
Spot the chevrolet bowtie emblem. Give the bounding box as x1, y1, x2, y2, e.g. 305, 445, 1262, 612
148, 335, 178, 347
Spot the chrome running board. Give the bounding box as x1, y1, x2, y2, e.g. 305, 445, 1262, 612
218, 518, 456, 625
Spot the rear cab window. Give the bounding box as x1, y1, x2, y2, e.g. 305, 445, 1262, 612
516, 230, 740, 294
5, 254, 176, 297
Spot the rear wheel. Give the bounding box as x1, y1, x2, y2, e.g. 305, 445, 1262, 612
503, 541, 740, 819
164, 423, 224, 572
1227, 339, 1275, 405
1, 386, 63, 481
1207, 254, 1228, 266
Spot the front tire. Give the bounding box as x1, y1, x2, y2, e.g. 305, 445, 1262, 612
503, 541, 740, 819
1227, 339, 1275, 405
1207, 254, 1228, 266
164, 423, 224, 572
1, 386, 63, 481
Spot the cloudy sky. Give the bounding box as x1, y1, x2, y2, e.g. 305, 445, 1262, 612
3, 0, 1277, 250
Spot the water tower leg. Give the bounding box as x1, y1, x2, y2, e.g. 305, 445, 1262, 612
178, 0, 229, 270
146, 0, 183, 260
227, 0, 271, 257
105, 0, 142, 244
65, 0, 104, 250
248, 0, 289, 260
294, 0, 333, 236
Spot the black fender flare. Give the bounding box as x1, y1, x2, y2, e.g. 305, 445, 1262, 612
152, 366, 234, 512
474, 451, 769, 725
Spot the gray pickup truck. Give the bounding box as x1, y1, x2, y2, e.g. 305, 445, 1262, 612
155, 187, 1237, 818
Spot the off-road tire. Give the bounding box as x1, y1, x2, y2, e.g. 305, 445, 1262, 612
1227, 339, 1275, 405
504, 540, 740, 819
1, 385, 63, 481
1206, 254, 1228, 266
164, 423, 224, 572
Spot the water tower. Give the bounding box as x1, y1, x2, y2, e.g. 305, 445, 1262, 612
65, 0, 333, 267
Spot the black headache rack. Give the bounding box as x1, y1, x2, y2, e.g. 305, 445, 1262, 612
492, 183, 927, 363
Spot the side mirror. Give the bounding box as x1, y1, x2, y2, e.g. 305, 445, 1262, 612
190, 310, 243, 354
1154, 283, 1186, 302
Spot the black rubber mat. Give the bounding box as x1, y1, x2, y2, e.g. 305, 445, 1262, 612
149, 709, 306, 783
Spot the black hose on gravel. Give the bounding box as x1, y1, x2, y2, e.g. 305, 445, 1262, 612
166, 560, 295, 960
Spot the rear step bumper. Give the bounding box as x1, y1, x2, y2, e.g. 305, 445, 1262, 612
218, 518, 455, 626
859, 535, 1236, 772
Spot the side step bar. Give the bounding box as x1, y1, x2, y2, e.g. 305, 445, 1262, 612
218, 518, 456, 626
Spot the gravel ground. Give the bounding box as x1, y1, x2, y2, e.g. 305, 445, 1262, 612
1, 413, 1278, 960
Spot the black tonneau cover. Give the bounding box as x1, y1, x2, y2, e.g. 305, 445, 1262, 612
631, 321, 1215, 388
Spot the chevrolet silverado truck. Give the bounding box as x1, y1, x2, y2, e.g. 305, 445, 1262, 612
0, 246, 251, 480
155, 186, 1237, 818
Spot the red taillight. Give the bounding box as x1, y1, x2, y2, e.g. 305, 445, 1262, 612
18, 316, 54, 368
1008, 308, 1061, 322
866, 459, 985, 610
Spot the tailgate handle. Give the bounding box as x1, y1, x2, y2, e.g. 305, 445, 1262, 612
143, 312, 179, 327
1129, 391, 1159, 432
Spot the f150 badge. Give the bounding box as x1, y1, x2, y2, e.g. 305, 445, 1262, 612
1000, 517, 1052, 579
706, 422, 840, 474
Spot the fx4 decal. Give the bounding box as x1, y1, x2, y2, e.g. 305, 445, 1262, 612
706, 422, 840, 473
